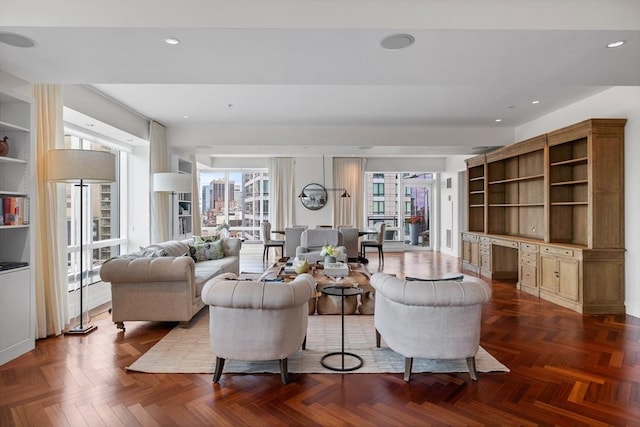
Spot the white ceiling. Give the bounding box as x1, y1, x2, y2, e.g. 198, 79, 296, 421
1, 0, 639, 157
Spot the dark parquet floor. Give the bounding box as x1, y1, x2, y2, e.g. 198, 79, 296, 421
1, 248, 639, 426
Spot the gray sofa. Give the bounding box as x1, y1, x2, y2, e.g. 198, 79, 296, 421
100, 237, 241, 331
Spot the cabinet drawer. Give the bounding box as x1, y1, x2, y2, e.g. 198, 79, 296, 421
541, 246, 573, 257
520, 255, 537, 266
463, 233, 479, 243
520, 264, 537, 286
520, 242, 539, 252
491, 238, 518, 248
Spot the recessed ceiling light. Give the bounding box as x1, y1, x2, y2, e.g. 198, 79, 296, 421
495, 119, 502, 123
606, 40, 625, 48
380, 34, 415, 50
164, 38, 180, 45
0, 32, 37, 48
183, 115, 189, 119
531, 100, 540, 104
86, 123, 95, 127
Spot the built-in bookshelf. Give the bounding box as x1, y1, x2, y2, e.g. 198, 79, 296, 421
0, 89, 35, 364
463, 119, 626, 314
176, 157, 193, 239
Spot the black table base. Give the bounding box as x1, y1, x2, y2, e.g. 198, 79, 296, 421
321, 351, 364, 372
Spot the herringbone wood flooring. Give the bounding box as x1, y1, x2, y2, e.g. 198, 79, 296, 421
1, 248, 639, 426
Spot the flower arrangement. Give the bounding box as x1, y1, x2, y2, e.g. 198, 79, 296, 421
406, 215, 424, 225
320, 245, 341, 257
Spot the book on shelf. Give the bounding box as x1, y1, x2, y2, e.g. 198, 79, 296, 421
0, 196, 30, 226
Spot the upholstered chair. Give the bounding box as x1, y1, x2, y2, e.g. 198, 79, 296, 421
338, 226, 360, 262
295, 228, 347, 263
201, 272, 316, 384
370, 272, 492, 381
360, 222, 386, 267
261, 221, 284, 263
284, 225, 308, 258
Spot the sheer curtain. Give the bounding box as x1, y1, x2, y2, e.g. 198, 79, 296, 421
149, 121, 169, 243
333, 157, 366, 229
268, 157, 295, 230
190, 154, 202, 236
33, 84, 68, 337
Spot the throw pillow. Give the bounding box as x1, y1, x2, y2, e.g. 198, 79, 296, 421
193, 235, 220, 244
139, 245, 169, 257
405, 275, 464, 282
187, 241, 224, 262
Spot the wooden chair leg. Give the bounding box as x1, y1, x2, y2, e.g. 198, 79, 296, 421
404, 357, 413, 382
466, 356, 478, 381
375, 329, 381, 347
213, 357, 225, 383
302, 335, 307, 350
262, 246, 268, 263
279, 358, 289, 384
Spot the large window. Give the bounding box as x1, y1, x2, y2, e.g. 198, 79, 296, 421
199, 170, 269, 241
373, 183, 385, 196
373, 201, 385, 214
63, 135, 124, 290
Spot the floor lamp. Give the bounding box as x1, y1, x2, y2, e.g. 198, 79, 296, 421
153, 172, 191, 240
47, 149, 116, 335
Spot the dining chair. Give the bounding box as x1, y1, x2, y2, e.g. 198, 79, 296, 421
261, 221, 285, 263
360, 222, 386, 267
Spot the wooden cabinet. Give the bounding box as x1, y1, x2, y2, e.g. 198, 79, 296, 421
461, 232, 480, 274
0, 89, 35, 364
540, 246, 581, 310
463, 119, 625, 314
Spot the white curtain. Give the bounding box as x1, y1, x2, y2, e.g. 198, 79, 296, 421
33, 84, 68, 337
333, 157, 366, 229
268, 157, 295, 230
149, 121, 169, 242
190, 154, 202, 236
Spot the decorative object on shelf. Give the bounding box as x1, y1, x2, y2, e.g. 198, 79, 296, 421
0, 136, 8, 157
153, 172, 191, 240
47, 149, 116, 335
321, 244, 341, 265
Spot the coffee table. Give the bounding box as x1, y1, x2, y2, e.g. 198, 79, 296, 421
262, 261, 374, 315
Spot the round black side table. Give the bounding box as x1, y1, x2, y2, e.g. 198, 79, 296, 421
320, 285, 364, 371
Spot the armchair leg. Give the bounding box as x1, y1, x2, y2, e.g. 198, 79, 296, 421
115, 321, 125, 332
404, 357, 413, 382
375, 329, 381, 348
466, 357, 478, 381
213, 357, 225, 383
302, 335, 307, 350
279, 358, 290, 384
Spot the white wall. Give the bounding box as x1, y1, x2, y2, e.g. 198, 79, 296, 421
440, 155, 469, 257
515, 86, 640, 318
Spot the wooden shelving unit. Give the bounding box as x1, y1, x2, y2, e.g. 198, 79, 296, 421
463, 119, 626, 314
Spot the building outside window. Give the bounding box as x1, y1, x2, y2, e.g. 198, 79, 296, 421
200, 170, 269, 241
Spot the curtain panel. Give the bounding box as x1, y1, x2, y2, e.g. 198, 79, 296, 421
33, 84, 68, 337
268, 158, 295, 230
149, 121, 169, 243
333, 157, 366, 229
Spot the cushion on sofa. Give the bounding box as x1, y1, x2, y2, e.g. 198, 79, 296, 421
188, 241, 224, 262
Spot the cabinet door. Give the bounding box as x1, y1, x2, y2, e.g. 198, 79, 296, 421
540, 255, 558, 293
470, 241, 479, 266
462, 240, 471, 263
558, 258, 580, 301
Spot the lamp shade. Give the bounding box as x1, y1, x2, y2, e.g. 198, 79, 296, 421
153, 172, 191, 193
47, 149, 116, 183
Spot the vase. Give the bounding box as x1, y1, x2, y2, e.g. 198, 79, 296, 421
324, 255, 336, 265
409, 223, 420, 245
0, 137, 8, 157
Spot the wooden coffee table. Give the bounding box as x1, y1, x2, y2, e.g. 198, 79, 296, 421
263, 261, 374, 315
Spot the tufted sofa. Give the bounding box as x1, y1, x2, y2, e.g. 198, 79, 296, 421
201, 272, 315, 384
100, 237, 241, 331
371, 272, 492, 381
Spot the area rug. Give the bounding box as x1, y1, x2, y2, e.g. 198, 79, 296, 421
127, 309, 509, 375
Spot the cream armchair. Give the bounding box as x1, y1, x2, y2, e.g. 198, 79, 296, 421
295, 228, 347, 263
201, 272, 316, 384
370, 273, 492, 381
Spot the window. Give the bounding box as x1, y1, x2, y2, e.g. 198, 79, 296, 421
199, 170, 269, 241
373, 201, 384, 214
373, 183, 384, 196
63, 134, 123, 291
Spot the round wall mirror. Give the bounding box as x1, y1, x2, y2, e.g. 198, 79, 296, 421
299, 183, 328, 210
